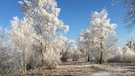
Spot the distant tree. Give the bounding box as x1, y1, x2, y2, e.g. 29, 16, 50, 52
78, 29, 94, 62
122, 45, 135, 62
78, 9, 118, 64
126, 33, 135, 50
110, 33, 135, 63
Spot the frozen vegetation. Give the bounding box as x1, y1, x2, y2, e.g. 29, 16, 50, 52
0, 0, 135, 76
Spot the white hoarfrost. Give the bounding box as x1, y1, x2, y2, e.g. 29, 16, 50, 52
9, 0, 69, 73
78, 9, 118, 63
123, 45, 135, 62
111, 43, 135, 62
43, 45, 61, 69
0, 26, 20, 75
54, 34, 74, 62
8, 16, 37, 74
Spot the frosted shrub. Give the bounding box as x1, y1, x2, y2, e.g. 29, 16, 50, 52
109, 54, 123, 62
73, 50, 84, 61
61, 51, 72, 62
108, 47, 123, 62
44, 49, 61, 69
0, 46, 21, 76
109, 46, 135, 63
124, 49, 135, 62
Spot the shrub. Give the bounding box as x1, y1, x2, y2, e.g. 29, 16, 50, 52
72, 50, 84, 61
44, 50, 61, 69
0, 47, 21, 76
61, 51, 72, 62
108, 55, 123, 62
108, 46, 135, 63
124, 50, 135, 63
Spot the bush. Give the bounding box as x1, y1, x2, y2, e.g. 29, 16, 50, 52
72, 50, 84, 61
108, 46, 135, 63
124, 50, 135, 63
44, 50, 61, 69
61, 51, 72, 62
0, 47, 21, 76
108, 56, 123, 62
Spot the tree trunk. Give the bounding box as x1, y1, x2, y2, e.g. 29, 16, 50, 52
22, 50, 26, 74
88, 54, 90, 62
41, 49, 44, 65
41, 41, 44, 65
87, 50, 90, 62
99, 52, 103, 64
34, 50, 36, 67
99, 36, 103, 64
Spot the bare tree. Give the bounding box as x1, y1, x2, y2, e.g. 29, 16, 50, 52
112, 0, 135, 30
123, 0, 135, 30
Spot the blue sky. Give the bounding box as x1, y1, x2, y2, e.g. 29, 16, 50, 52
0, 0, 134, 46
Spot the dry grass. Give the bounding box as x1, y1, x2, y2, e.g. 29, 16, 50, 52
27, 61, 95, 76
28, 65, 95, 76
26, 61, 135, 76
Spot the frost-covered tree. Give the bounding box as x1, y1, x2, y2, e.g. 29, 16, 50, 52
53, 34, 74, 62
0, 26, 20, 75
19, 0, 69, 64
9, 0, 69, 72
0, 42, 21, 76
78, 9, 118, 64
114, 45, 135, 63
126, 33, 135, 50
110, 33, 135, 63
8, 16, 37, 74
0, 26, 6, 75
43, 46, 61, 69
122, 45, 135, 62
78, 29, 94, 62
122, 34, 135, 62
108, 47, 123, 62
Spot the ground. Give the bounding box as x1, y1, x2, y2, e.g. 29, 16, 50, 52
26, 61, 135, 76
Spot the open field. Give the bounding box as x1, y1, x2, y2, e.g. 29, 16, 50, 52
26, 61, 135, 76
